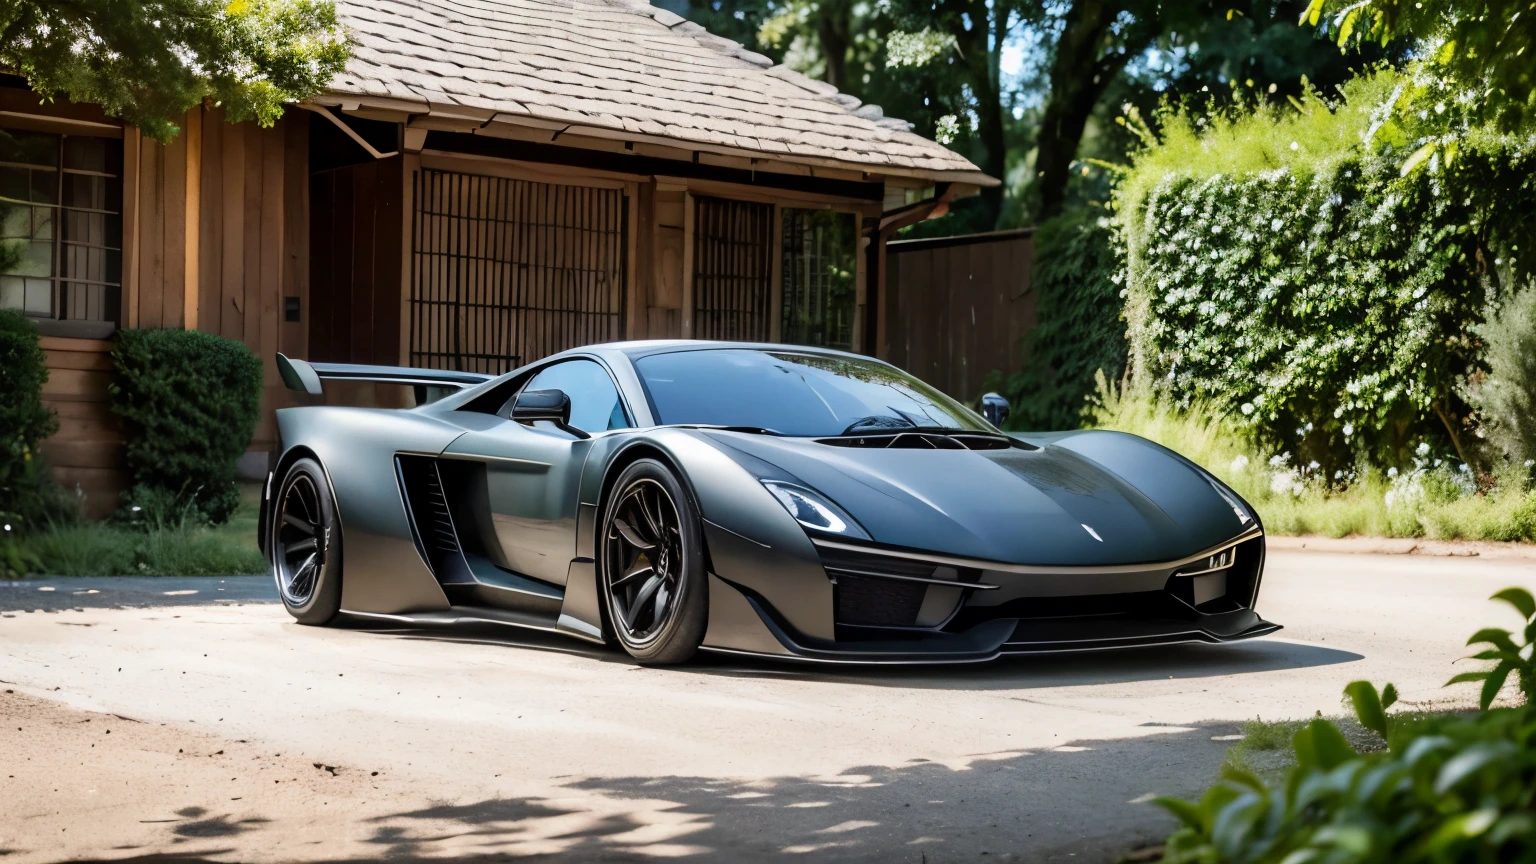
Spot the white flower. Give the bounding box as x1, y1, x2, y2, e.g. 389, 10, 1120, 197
1230, 455, 1250, 473
1342, 423, 1353, 437
1387, 467, 1398, 477
1308, 460, 1320, 471
1416, 442, 1431, 457
1240, 403, 1254, 416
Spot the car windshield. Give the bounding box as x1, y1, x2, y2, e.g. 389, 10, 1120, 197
633, 349, 992, 436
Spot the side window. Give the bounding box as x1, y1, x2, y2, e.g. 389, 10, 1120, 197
519, 359, 629, 434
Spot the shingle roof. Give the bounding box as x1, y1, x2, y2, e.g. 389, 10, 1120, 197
325, 0, 993, 184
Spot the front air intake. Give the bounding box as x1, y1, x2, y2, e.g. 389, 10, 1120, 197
817, 432, 1017, 451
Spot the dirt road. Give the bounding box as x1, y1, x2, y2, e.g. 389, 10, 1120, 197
2, 550, 1533, 863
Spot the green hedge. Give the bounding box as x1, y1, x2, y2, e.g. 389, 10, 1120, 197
1117, 70, 1536, 473
110, 329, 262, 526
993, 208, 1127, 431
0, 311, 63, 527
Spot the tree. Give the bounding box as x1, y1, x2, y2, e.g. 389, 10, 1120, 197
0, 0, 350, 141
1306, 0, 1536, 133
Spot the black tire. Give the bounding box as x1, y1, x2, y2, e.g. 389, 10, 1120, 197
599, 459, 708, 665
270, 457, 343, 625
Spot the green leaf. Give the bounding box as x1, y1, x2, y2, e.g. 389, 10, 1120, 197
1300, 0, 1325, 27
1466, 628, 1518, 654
1445, 670, 1489, 687
1434, 744, 1513, 795
1479, 660, 1514, 711
1490, 587, 1536, 621
1152, 796, 1206, 830
1345, 680, 1389, 738
1337, 7, 1361, 44
1219, 763, 1266, 792
1295, 718, 1356, 770
1400, 142, 1437, 177
1380, 683, 1397, 711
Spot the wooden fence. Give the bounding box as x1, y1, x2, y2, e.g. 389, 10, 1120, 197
884, 228, 1036, 404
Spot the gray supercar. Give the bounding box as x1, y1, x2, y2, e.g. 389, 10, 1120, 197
260, 341, 1278, 665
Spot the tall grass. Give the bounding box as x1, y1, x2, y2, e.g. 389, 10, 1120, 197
1087, 374, 1536, 541
13, 487, 265, 577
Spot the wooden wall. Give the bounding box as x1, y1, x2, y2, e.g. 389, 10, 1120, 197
884, 229, 1037, 404
41, 107, 309, 512
37, 337, 125, 519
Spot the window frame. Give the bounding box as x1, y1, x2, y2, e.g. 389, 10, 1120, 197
0, 123, 125, 329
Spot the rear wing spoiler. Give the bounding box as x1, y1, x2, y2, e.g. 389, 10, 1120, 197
276, 353, 495, 403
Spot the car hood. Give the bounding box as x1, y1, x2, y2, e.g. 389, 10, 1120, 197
699, 431, 1251, 566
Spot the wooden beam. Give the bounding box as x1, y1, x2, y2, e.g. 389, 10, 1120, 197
680, 192, 694, 338
121, 128, 142, 329
183, 107, 202, 330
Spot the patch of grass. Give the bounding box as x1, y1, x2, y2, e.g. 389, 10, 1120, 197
1221, 708, 1470, 782
1087, 375, 1536, 542
15, 484, 265, 577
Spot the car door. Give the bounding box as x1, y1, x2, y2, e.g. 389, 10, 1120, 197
441, 357, 631, 587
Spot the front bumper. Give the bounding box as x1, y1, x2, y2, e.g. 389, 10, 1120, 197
699, 529, 1281, 665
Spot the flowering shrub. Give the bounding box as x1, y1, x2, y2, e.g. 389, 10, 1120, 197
1117, 70, 1536, 473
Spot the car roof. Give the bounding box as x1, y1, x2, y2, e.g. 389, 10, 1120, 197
561, 339, 885, 365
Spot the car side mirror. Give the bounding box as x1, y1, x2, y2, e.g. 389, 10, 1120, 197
512, 389, 590, 439
980, 392, 1011, 427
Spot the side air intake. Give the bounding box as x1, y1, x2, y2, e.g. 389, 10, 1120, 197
395, 455, 466, 579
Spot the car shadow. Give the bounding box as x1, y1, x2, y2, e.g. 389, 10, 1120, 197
692, 637, 1363, 691
50, 721, 1248, 863
339, 616, 1361, 691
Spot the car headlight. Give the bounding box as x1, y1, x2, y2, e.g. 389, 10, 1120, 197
762, 481, 866, 537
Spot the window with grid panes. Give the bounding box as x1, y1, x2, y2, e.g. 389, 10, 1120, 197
781, 209, 856, 351
0, 129, 123, 324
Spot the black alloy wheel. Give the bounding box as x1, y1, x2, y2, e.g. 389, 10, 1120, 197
601, 459, 707, 664
270, 457, 343, 624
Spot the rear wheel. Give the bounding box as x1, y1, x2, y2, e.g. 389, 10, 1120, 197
271, 457, 343, 625
600, 459, 707, 665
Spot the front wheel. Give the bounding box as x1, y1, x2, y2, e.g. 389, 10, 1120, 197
599, 459, 707, 665
270, 457, 343, 625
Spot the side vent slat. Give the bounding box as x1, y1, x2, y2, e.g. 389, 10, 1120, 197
396, 455, 463, 578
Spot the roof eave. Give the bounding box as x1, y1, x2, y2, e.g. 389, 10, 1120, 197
308, 93, 999, 189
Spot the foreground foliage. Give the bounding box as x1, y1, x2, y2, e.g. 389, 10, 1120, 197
0, 0, 349, 141
1157, 589, 1536, 863
110, 330, 262, 526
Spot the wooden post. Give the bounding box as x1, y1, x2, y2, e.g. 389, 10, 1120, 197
680, 191, 695, 338
182, 107, 202, 330
768, 204, 783, 342
121, 128, 142, 329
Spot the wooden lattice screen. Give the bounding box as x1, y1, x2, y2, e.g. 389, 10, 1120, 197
781, 209, 857, 351
692, 196, 773, 342
410, 168, 627, 374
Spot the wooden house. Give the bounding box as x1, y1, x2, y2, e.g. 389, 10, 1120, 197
0, 0, 992, 516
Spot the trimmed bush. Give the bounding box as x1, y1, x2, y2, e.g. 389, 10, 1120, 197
1116, 69, 1536, 474
110, 329, 262, 526
0, 310, 70, 528
1155, 589, 1536, 864
992, 208, 1127, 431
